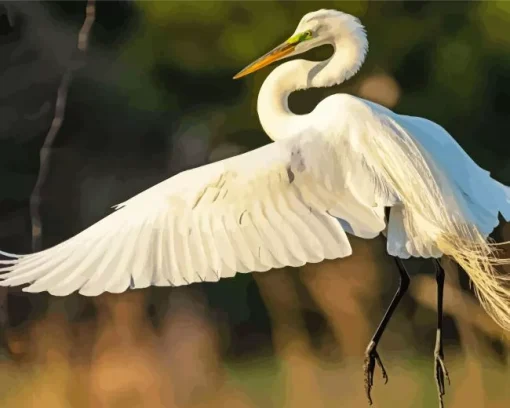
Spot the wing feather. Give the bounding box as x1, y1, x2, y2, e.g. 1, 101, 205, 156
104, 220, 141, 293
201, 210, 226, 277
165, 213, 181, 286
266, 192, 307, 266
152, 212, 171, 286
41, 231, 116, 296
263, 177, 302, 266
223, 212, 253, 273
278, 192, 322, 263
179, 214, 196, 284
0, 126, 379, 295
189, 213, 214, 278
172, 216, 190, 286
210, 215, 237, 278
79, 223, 130, 296
250, 201, 287, 268
130, 217, 155, 289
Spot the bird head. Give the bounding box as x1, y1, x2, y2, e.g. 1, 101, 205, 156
233, 9, 365, 79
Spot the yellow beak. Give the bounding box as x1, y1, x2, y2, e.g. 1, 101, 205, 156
233, 41, 296, 79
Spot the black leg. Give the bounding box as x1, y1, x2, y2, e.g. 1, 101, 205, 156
433, 259, 450, 408
364, 258, 410, 405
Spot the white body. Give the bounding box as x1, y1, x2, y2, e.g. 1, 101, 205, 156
0, 10, 509, 322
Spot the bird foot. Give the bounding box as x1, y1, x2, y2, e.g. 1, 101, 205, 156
363, 341, 389, 405
434, 352, 450, 408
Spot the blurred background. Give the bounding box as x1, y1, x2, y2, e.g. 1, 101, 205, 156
0, 1, 510, 407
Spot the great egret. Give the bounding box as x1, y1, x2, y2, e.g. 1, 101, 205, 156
1, 8, 510, 406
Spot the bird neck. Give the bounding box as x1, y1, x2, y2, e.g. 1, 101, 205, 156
257, 34, 367, 141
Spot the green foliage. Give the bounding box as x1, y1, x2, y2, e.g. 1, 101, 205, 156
478, 0, 510, 49
102, 0, 510, 181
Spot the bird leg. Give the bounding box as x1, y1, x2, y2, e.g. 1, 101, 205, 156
364, 258, 410, 405
433, 259, 450, 408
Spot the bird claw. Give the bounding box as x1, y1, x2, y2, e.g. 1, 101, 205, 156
434, 352, 450, 408
363, 341, 389, 405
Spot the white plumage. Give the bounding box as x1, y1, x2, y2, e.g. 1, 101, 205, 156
1, 91, 508, 296
0, 125, 371, 295
1, 10, 509, 331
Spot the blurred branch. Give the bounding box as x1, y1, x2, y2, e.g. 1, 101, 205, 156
30, 0, 96, 251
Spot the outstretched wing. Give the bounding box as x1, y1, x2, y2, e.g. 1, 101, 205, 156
0, 129, 389, 296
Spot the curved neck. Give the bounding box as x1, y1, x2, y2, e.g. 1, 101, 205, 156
257, 35, 367, 141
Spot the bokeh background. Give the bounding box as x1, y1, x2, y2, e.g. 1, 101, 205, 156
1, 1, 510, 407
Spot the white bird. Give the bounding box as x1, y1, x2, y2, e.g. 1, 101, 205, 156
1, 9, 510, 406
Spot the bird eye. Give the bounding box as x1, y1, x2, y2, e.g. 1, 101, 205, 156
304, 30, 313, 38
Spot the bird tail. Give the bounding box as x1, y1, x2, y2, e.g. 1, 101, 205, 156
365, 111, 510, 331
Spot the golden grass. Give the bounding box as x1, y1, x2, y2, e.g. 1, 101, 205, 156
0, 233, 508, 407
